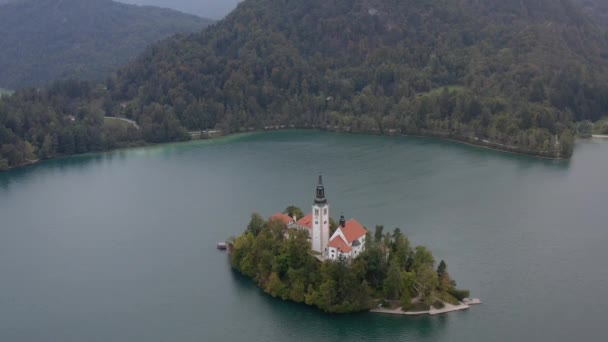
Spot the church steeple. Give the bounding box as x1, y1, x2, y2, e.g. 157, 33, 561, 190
339, 214, 346, 228
311, 174, 330, 256
314, 174, 327, 205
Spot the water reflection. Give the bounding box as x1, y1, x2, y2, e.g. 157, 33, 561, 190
0, 153, 106, 190
1, 132, 575, 192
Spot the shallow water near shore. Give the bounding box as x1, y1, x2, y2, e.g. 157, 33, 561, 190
1, 130, 607, 342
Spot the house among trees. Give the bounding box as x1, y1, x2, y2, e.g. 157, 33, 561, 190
271, 175, 367, 261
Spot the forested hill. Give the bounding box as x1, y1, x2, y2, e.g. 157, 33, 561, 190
0, 0, 213, 89
574, 0, 608, 26
2, 0, 608, 169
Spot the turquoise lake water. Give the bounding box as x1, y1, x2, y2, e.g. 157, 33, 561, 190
1, 131, 607, 342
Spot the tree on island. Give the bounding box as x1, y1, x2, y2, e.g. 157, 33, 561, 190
246, 213, 266, 237
283, 205, 304, 220
229, 212, 470, 313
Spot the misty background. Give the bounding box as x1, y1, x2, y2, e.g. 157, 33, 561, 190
118, 0, 241, 19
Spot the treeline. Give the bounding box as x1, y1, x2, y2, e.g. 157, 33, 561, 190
105, 0, 606, 158
229, 209, 469, 313
573, 0, 608, 26
0, 80, 192, 170
4, 0, 608, 167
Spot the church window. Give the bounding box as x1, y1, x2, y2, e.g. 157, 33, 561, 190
324, 221, 327, 224
324, 208, 327, 215
315, 209, 319, 215
315, 221, 318, 225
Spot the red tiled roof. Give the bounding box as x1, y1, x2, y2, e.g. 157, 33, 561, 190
329, 235, 352, 253
270, 213, 292, 226
296, 213, 313, 229
341, 219, 367, 243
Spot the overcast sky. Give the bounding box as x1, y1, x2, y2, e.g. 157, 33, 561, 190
117, 0, 241, 19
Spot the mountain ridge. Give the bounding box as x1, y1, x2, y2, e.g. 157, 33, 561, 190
116, 0, 241, 19
0, 0, 214, 89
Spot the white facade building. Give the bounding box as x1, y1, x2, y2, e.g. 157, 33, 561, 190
327, 216, 367, 260
273, 175, 367, 260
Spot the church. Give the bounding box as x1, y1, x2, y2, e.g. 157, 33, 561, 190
271, 175, 367, 261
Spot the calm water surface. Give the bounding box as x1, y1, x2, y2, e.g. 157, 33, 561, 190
1, 131, 607, 342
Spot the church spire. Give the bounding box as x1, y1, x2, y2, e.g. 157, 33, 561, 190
314, 174, 327, 205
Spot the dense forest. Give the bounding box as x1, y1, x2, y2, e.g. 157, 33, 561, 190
229, 209, 470, 314
3, 0, 608, 169
0, 0, 213, 89
573, 0, 608, 26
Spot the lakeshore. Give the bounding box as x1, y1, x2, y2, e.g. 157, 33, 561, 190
6, 126, 604, 172
230, 190, 472, 315
371, 298, 482, 316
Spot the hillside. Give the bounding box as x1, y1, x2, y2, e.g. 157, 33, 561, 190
0, 0, 213, 89
117, 0, 241, 19
574, 0, 608, 26
2, 0, 608, 169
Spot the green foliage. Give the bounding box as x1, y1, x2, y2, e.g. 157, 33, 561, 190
232, 214, 372, 313
432, 300, 445, 309
374, 225, 384, 242
100, 0, 600, 158
283, 205, 304, 220
359, 240, 388, 289
559, 130, 575, 159
246, 213, 266, 237
416, 265, 439, 301
412, 246, 435, 272
383, 260, 402, 300
409, 301, 431, 312
400, 271, 416, 297
448, 288, 471, 301
400, 290, 412, 311
232, 212, 470, 313
437, 260, 447, 278
435, 290, 460, 305
574, 0, 608, 26
4, 0, 603, 168
0, 0, 213, 89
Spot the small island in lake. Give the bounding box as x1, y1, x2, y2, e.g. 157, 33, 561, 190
228, 175, 476, 314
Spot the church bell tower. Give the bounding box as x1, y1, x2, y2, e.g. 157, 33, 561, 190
312, 174, 330, 256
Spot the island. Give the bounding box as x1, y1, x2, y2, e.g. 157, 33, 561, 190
228, 175, 475, 314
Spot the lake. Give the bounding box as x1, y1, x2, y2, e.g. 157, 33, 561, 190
1, 131, 607, 342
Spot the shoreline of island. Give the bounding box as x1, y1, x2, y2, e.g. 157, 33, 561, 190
371, 298, 481, 316
228, 190, 476, 316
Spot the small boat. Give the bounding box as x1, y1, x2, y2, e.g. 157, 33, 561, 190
217, 242, 227, 250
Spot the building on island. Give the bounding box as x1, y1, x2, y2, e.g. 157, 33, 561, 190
271, 175, 367, 261
328, 215, 367, 260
